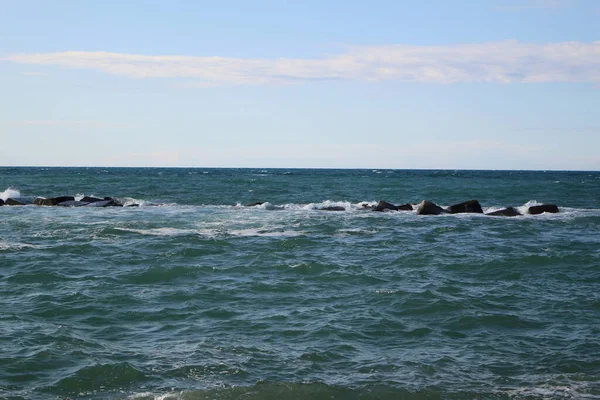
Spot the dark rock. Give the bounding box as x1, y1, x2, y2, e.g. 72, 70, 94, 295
528, 204, 559, 215
126, 204, 140, 207
417, 200, 447, 215
321, 206, 345, 211
486, 207, 522, 217
6, 198, 26, 206
0, 199, 4, 206
374, 201, 398, 212
34, 196, 75, 206
57, 200, 88, 207
246, 202, 264, 207
447, 200, 483, 214
81, 196, 104, 203
358, 203, 375, 211
397, 203, 413, 211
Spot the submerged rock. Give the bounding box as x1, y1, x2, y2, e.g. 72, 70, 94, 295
486, 207, 522, 217
528, 204, 559, 215
417, 200, 447, 215
447, 200, 483, 214
246, 202, 264, 207
321, 206, 345, 211
358, 203, 375, 211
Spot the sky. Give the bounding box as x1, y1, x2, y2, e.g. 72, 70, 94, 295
0, 0, 599, 170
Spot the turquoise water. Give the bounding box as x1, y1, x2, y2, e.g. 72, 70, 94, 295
1, 168, 599, 400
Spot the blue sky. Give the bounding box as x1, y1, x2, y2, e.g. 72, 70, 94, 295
1, 0, 599, 169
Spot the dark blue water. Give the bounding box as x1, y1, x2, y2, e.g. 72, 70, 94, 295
1, 168, 599, 399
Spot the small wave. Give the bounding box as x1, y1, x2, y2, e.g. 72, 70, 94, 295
123, 382, 428, 400
0, 241, 37, 250
228, 228, 304, 237
337, 228, 377, 236
52, 362, 147, 396
114, 227, 197, 236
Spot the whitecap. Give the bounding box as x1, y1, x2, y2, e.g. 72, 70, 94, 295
0, 187, 21, 201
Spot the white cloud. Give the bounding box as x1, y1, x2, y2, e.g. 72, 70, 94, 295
3, 40, 600, 86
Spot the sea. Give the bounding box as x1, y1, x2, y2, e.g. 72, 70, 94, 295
1, 167, 599, 400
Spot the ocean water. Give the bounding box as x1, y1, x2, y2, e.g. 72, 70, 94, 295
1, 167, 599, 400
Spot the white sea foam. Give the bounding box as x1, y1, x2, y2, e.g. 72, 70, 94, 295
0, 187, 21, 201
505, 382, 599, 399
127, 392, 183, 400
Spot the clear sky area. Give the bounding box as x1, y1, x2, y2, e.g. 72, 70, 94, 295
1, 0, 599, 170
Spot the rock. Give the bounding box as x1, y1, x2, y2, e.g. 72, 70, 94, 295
397, 203, 413, 211
81, 196, 104, 203
374, 201, 398, 212
486, 207, 522, 217
34, 196, 75, 206
5, 198, 26, 206
246, 202, 264, 207
528, 204, 559, 215
417, 200, 447, 215
57, 200, 88, 207
321, 206, 345, 211
447, 200, 483, 214
0, 199, 4, 206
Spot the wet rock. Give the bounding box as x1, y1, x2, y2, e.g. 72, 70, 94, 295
486, 207, 522, 217
528, 204, 559, 215
321, 206, 345, 211
246, 202, 264, 207
358, 203, 375, 211
5, 198, 30, 206
0, 199, 4, 206
81, 196, 104, 203
34, 196, 75, 206
57, 200, 88, 207
397, 203, 413, 211
447, 200, 483, 214
374, 201, 398, 212
417, 200, 447, 215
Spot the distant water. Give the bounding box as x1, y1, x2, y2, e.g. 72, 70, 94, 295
1, 167, 599, 400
